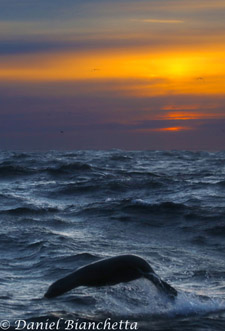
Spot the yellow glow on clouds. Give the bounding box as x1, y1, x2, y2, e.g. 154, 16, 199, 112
0, 46, 225, 96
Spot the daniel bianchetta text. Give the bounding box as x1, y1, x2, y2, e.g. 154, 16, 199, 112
12, 318, 138, 330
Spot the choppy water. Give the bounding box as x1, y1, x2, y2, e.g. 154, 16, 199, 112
0, 150, 225, 331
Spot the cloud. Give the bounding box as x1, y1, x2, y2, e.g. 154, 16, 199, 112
134, 126, 192, 132
0, 88, 225, 150
1, 0, 225, 150
132, 19, 184, 24
1, 44, 225, 100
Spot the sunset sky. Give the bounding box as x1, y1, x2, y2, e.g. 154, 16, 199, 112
1, 0, 225, 150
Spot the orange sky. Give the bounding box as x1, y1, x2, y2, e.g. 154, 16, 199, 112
0, 0, 225, 149
1, 44, 225, 92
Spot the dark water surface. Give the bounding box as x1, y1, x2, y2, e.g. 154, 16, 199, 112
0, 150, 225, 330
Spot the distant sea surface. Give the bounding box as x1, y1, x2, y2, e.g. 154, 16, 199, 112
1, 150, 225, 331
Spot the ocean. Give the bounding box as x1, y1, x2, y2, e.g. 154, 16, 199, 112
0, 150, 225, 331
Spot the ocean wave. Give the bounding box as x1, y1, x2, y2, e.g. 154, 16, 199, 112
124, 199, 185, 212
0, 160, 94, 179
0, 164, 34, 178
205, 226, 225, 237
215, 180, 225, 187
109, 154, 133, 161
0, 206, 59, 216
77, 199, 188, 218
59, 253, 99, 265
1, 150, 225, 327
56, 182, 99, 195
26, 240, 46, 249
45, 162, 93, 176
52, 176, 165, 197
76, 198, 225, 227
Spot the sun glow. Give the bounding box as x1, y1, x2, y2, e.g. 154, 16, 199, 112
164, 58, 192, 77
0, 46, 225, 96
